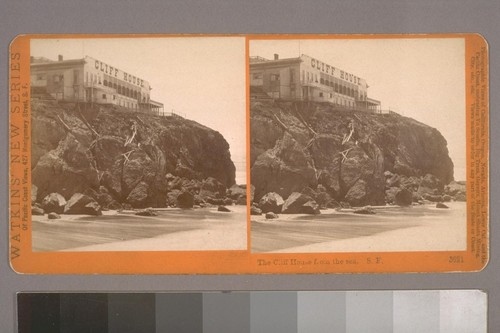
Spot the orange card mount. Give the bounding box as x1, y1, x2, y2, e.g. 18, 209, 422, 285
9, 34, 488, 274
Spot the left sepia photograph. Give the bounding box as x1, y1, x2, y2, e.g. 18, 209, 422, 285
28, 37, 248, 252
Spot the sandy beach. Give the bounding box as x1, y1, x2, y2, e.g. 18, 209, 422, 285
32, 206, 247, 252
251, 202, 466, 253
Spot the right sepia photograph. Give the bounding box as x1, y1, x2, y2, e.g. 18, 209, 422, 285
249, 37, 467, 253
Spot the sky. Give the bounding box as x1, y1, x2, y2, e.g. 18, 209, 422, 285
31, 37, 247, 183
250, 38, 466, 181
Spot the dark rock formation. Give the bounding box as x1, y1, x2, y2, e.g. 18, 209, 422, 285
64, 193, 102, 216
135, 208, 158, 216
394, 188, 413, 206
126, 181, 150, 208
48, 212, 61, 219
265, 212, 278, 219
217, 205, 231, 212
250, 100, 455, 207
436, 202, 449, 209
31, 100, 236, 209
250, 205, 262, 215
41, 193, 67, 214
228, 184, 247, 201
445, 181, 466, 201
282, 192, 320, 215
258, 192, 284, 213
32, 206, 45, 216
176, 190, 194, 209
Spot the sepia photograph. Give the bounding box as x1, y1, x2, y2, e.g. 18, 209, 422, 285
28, 37, 248, 252
249, 38, 467, 253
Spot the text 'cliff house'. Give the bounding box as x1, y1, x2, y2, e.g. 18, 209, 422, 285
250, 54, 381, 112
30, 55, 164, 115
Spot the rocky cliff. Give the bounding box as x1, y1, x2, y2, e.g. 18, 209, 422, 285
31, 100, 239, 210
251, 100, 459, 209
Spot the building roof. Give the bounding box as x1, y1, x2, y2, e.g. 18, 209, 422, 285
249, 56, 302, 68
30, 58, 86, 70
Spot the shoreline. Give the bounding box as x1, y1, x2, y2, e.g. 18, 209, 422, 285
251, 202, 466, 253
32, 206, 247, 252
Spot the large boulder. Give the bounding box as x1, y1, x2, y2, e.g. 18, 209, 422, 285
282, 192, 320, 214
445, 181, 466, 201
32, 206, 45, 216
258, 192, 284, 213
201, 177, 226, 196
166, 189, 181, 207
250, 205, 262, 215
32, 134, 100, 200
64, 193, 102, 216
126, 181, 149, 208
301, 185, 336, 209
48, 212, 61, 220
176, 190, 194, 208
265, 212, 279, 219
41, 193, 67, 214
217, 205, 231, 212
394, 188, 413, 206
301, 200, 321, 215
421, 173, 444, 192
344, 179, 368, 207
251, 133, 318, 202
228, 184, 246, 200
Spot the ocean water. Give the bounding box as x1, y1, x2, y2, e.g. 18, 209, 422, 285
232, 154, 247, 185
252, 202, 467, 253
32, 206, 247, 252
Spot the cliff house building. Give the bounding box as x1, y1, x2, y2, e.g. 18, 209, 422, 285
250, 54, 381, 112
30, 55, 164, 114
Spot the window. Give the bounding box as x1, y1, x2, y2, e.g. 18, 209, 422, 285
37, 74, 45, 80
103, 79, 108, 87
319, 92, 323, 98
53, 74, 61, 82
253, 73, 262, 79
73, 70, 79, 84
102, 94, 106, 99
270, 74, 280, 81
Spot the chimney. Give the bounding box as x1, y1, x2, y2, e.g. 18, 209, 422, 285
58, 54, 63, 61
274, 53, 279, 60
